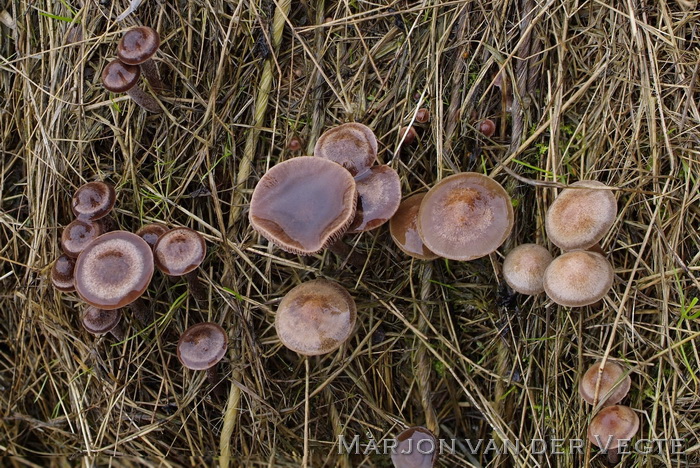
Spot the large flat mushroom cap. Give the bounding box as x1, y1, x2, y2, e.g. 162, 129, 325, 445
154, 227, 206, 276
579, 361, 631, 407
389, 193, 439, 260
249, 157, 357, 255
587, 405, 639, 449
72, 181, 116, 221
417, 172, 513, 261
543, 250, 614, 307
117, 26, 160, 65
314, 123, 378, 176
391, 426, 439, 468
177, 322, 228, 371
349, 165, 402, 233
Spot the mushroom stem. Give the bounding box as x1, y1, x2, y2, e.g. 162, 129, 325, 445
606, 447, 620, 465
129, 298, 152, 325
206, 364, 224, 397
140, 58, 165, 92
110, 321, 126, 341
185, 271, 207, 301
327, 240, 365, 269
126, 86, 161, 113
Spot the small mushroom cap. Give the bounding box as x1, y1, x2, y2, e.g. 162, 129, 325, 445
391, 426, 438, 468
101, 59, 140, 93
51, 254, 76, 292
479, 119, 496, 137
314, 123, 378, 176
587, 405, 640, 449
389, 194, 439, 260
275, 279, 357, 356
348, 165, 402, 233
153, 227, 206, 276
82, 306, 122, 335
249, 157, 357, 255
417, 172, 514, 261
136, 223, 169, 249
579, 361, 631, 406
545, 180, 617, 250
72, 181, 116, 221
415, 108, 430, 123
503, 244, 553, 295
543, 250, 614, 307
117, 26, 160, 65
177, 322, 228, 371
61, 219, 104, 258
74, 231, 154, 310
399, 126, 418, 146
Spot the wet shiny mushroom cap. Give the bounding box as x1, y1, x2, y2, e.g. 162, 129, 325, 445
117, 26, 160, 65
579, 361, 631, 406
72, 181, 116, 221
136, 223, 169, 250
249, 157, 357, 255
479, 119, 496, 137
389, 193, 439, 260
587, 405, 639, 449
275, 279, 357, 356
82, 306, 122, 335
74, 231, 154, 310
391, 426, 438, 468
61, 219, 104, 258
545, 180, 617, 250
51, 254, 76, 292
314, 123, 378, 176
153, 227, 205, 276
543, 250, 614, 307
177, 322, 228, 371
502, 244, 553, 295
348, 165, 402, 233
417, 172, 514, 261
101, 59, 140, 93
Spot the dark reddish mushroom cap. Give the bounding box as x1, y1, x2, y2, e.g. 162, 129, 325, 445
314, 123, 378, 176
74, 231, 154, 310
153, 227, 206, 276
579, 361, 631, 407
82, 306, 122, 335
502, 244, 553, 295
275, 279, 357, 356
117, 26, 160, 65
399, 126, 418, 146
391, 426, 438, 468
101, 59, 140, 93
543, 250, 614, 307
61, 219, 104, 258
177, 322, 228, 371
417, 172, 514, 261
348, 165, 402, 233
136, 223, 169, 250
72, 181, 116, 221
479, 119, 496, 137
390, 194, 439, 261
249, 157, 357, 255
51, 254, 76, 292
415, 108, 430, 124
587, 405, 640, 449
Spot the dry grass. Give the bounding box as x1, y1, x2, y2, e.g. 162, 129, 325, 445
1, 0, 699, 466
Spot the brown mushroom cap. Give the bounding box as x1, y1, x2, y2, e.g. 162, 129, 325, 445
415, 108, 430, 124
153, 227, 205, 276
82, 306, 122, 335
545, 180, 617, 250
275, 279, 357, 356
502, 244, 553, 295
72, 181, 116, 221
391, 426, 438, 468
74, 231, 154, 310
543, 250, 614, 307
117, 26, 160, 65
389, 193, 439, 260
479, 119, 496, 137
348, 165, 402, 233
579, 361, 631, 407
101, 59, 140, 93
177, 322, 228, 371
314, 123, 378, 176
587, 405, 640, 449
51, 254, 76, 292
249, 157, 357, 255
61, 219, 104, 258
417, 172, 514, 261
136, 223, 169, 250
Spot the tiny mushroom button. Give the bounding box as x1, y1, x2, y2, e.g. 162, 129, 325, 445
314, 123, 378, 177
543, 250, 614, 307
502, 244, 553, 295
579, 361, 631, 407
154, 227, 207, 301
588, 405, 640, 464
72, 181, 116, 221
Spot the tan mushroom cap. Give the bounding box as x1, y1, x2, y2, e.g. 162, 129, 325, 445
101, 59, 140, 93
61, 219, 104, 258
543, 250, 614, 307
417, 172, 514, 261
348, 165, 402, 233
72, 181, 116, 221
74, 231, 154, 310
82, 306, 122, 335
389, 193, 439, 260
391, 426, 438, 468
117, 26, 160, 65
503, 244, 553, 295
154, 227, 206, 276
51, 254, 76, 292
249, 157, 357, 255
275, 279, 357, 356
136, 223, 169, 249
587, 405, 640, 449
579, 361, 631, 407
177, 322, 228, 371
545, 180, 617, 250
314, 122, 378, 176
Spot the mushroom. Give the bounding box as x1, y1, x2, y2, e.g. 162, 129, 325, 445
136, 223, 169, 250
391, 426, 438, 468
177, 322, 228, 390
545, 180, 617, 251
348, 165, 402, 233
588, 405, 640, 464
117, 26, 164, 91
542, 250, 614, 307
416, 172, 514, 261
51, 254, 76, 292
288, 137, 303, 152
101, 59, 161, 113
389, 193, 439, 260
479, 119, 496, 137
275, 279, 356, 356
153, 227, 207, 301
72, 181, 116, 221
502, 244, 553, 295
415, 108, 430, 124
61, 219, 104, 258
579, 361, 631, 407
314, 123, 377, 176
82, 306, 125, 340
398, 126, 418, 147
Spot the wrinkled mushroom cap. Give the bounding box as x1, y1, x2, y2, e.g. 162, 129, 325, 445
72, 181, 116, 221
503, 244, 553, 295
545, 180, 617, 250
543, 250, 614, 307
587, 405, 640, 449
391, 426, 438, 468
61, 219, 104, 258
74, 231, 154, 310
177, 322, 228, 371
417, 172, 513, 261
314, 123, 378, 176
117, 26, 160, 65
579, 361, 631, 407
249, 157, 357, 255
136, 223, 169, 249
101, 59, 140, 93
275, 279, 357, 356
51, 254, 76, 292
82, 306, 122, 335
154, 227, 206, 276
389, 194, 439, 260
348, 165, 402, 233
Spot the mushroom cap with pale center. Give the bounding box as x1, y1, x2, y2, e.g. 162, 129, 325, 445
61, 219, 104, 258
82, 306, 122, 335
249, 157, 357, 255
391, 426, 438, 468
587, 405, 639, 449
349, 165, 402, 233
543, 250, 614, 307
154, 227, 206, 276
117, 26, 160, 65
502, 244, 553, 295
275, 279, 356, 356
579, 361, 631, 407
101, 60, 140, 93
51, 254, 76, 292
314, 123, 378, 176
136, 223, 169, 249
416, 172, 513, 261
389, 193, 439, 260
72, 181, 116, 221
177, 322, 228, 371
